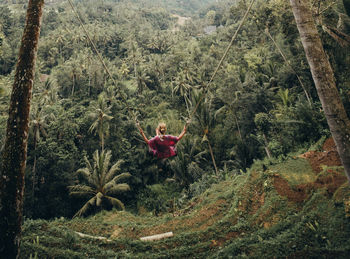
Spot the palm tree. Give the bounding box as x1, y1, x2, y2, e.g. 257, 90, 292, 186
29, 103, 51, 197
35, 77, 58, 106
88, 92, 113, 151
265, 27, 312, 105
191, 92, 219, 175
125, 40, 144, 79
216, 84, 243, 141
172, 66, 202, 114
69, 60, 83, 96
172, 72, 192, 112
168, 136, 207, 187
277, 88, 291, 108
54, 28, 67, 60
148, 54, 165, 85
69, 149, 131, 218
254, 112, 272, 159
136, 66, 151, 95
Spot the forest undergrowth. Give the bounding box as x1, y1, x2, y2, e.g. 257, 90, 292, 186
20, 138, 350, 258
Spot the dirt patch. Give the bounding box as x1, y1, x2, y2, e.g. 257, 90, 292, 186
237, 172, 266, 215
312, 169, 347, 195
273, 169, 347, 203
292, 137, 347, 197
135, 199, 228, 238
299, 150, 341, 174
210, 231, 240, 248
173, 197, 203, 217
110, 226, 123, 238
274, 138, 347, 202
273, 175, 308, 203
250, 192, 266, 215
323, 137, 336, 151
299, 138, 342, 174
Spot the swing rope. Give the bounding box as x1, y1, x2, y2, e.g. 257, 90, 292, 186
185, 0, 256, 127
67, 0, 255, 128
67, 0, 138, 122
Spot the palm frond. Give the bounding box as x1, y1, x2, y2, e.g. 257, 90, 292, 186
104, 159, 124, 183
102, 114, 113, 121
76, 168, 91, 179
84, 155, 94, 175
91, 168, 100, 189
111, 172, 131, 184
93, 149, 100, 164
193, 150, 209, 161
214, 106, 227, 119
102, 150, 112, 179
88, 120, 99, 134
73, 196, 97, 218
68, 185, 95, 197
106, 183, 130, 194
104, 195, 125, 210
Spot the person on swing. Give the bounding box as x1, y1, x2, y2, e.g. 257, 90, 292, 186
137, 122, 187, 159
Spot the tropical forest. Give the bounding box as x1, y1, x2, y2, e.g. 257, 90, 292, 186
1, 0, 350, 258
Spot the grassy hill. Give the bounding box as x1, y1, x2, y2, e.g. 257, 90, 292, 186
21, 139, 350, 258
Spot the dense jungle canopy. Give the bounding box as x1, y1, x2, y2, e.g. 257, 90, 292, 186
1, 0, 350, 258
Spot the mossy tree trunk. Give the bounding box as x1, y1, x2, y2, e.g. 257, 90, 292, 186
0, 0, 44, 258
290, 0, 350, 183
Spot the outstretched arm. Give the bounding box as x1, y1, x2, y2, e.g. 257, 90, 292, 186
177, 125, 187, 141
137, 122, 149, 144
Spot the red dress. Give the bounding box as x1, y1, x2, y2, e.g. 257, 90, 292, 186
148, 135, 179, 159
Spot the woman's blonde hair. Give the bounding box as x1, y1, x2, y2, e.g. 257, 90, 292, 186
157, 122, 167, 134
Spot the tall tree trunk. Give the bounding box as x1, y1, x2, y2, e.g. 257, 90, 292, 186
290, 0, 350, 183
263, 133, 272, 159
100, 118, 105, 151
0, 1, 44, 257
71, 73, 75, 96
101, 130, 105, 151
207, 138, 219, 175
233, 113, 242, 140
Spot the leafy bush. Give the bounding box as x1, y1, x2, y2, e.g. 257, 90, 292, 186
136, 183, 181, 215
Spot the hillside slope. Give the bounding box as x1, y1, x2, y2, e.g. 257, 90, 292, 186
21, 139, 350, 258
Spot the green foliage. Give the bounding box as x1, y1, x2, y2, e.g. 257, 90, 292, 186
254, 112, 272, 133
344, 0, 350, 17
69, 149, 131, 217
88, 92, 113, 150
0, 0, 348, 221
136, 183, 181, 215
20, 157, 350, 258
0, 0, 348, 257
168, 136, 208, 187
